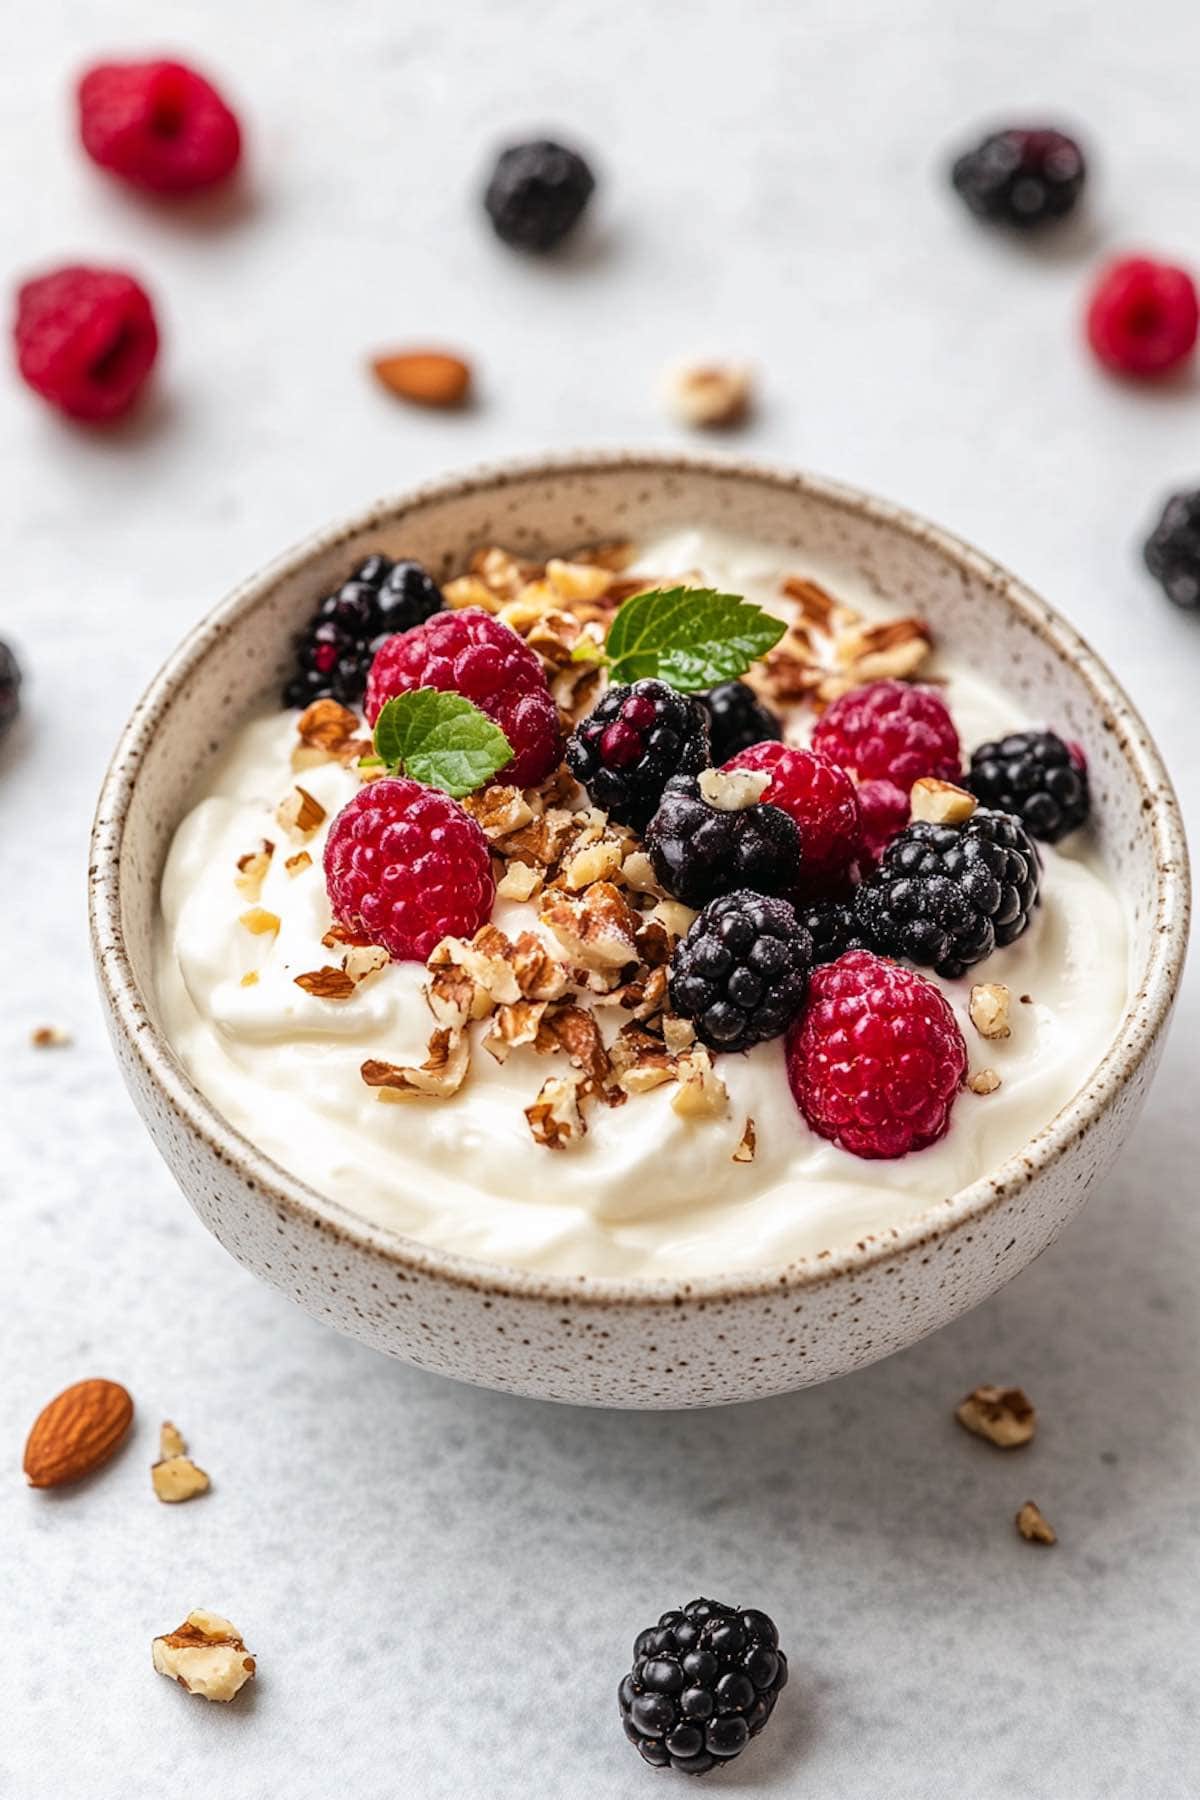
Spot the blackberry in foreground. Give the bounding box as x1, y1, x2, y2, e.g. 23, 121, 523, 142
618, 1597, 787, 1776
283, 556, 444, 708
566, 680, 710, 831
1144, 489, 1200, 610
0, 641, 21, 744
483, 138, 595, 252
967, 730, 1089, 842
702, 680, 781, 763
950, 128, 1086, 229
799, 897, 870, 965
645, 773, 802, 908
856, 808, 1041, 979
670, 891, 813, 1052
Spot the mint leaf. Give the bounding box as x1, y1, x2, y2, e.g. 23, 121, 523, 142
603, 586, 786, 690
372, 689, 512, 798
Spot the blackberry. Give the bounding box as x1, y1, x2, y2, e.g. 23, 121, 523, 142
951, 128, 1086, 229
483, 138, 595, 252
566, 679, 710, 831
1144, 489, 1200, 610
618, 1597, 787, 1777
645, 773, 802, 908
283, 555, 444, 708
702, 680, 781, 764
967, 730, 1089, 843
670, 890, 813, 1052
856, 808, 1041, 979
799, 896, 871, 965
0, 640, 21, 744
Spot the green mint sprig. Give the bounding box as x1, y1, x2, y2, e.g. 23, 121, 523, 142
369, 689, 512, 798
573, 585, 786, 691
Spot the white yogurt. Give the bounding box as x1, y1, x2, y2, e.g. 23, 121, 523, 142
154, 531, 1129, 1279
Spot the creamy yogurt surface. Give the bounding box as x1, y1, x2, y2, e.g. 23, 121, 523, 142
155, 529, 1129, 1279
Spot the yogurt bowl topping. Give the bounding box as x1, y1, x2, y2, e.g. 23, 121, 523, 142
155, 526, 1128, 1281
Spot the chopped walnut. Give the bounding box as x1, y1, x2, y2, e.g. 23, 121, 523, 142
462, 785, 535, 840
911, 778, 978, 825
536, 1003, 611, 1093
665, 361, 753, 428
969, 983, 1012, 1040
550, 658, 606, 729
285, 850, 313, 878
635, 918, 674, 968
651, 899, 698, 939
671, 1046, 730, 1119
343, 945, 389, 985
444, 573, 502, 613
698, 766, 771, 811
234, 839, 275, 901
560, 836, 625, 891
955, 1385, 1037, 1448
753, 576, 932, 709
609, 1024, 677, 1095
482, 999, 549, 1062
276, 785, 326, 839
662, 1015, 696, 1054
968, 1068, 1002, 1096
541, 882, 639, 971
362, 1028, 470, 1100
1015, 1500, 1057, 1545
30, 1024, 72, 1048
732, 1118, 757, 1163
620, 851, 665, 898
431, 926, 523, 1005
294, 966, 357, 1000
496, 807, 579, 870
510, 931, 570, 1002
152, 1611, 255, 1703
496, 861, 543, 902
546, 557, 616, 603
470, 544, 541, 600
239, 906, 280, 937
525, 1071, 588, 1148
294, 697, 367, 764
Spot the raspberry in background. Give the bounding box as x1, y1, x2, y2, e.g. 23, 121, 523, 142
669, 890, 813, 1052
1086, 258, 1199, 379
950, 127, 1086, 229
323, 777, 494, 962
565, 678, 710, 831
366, 608, 560, 788
78, 59, 242, 195
483, 138, 595, 251
724, 742, 863, 897
787, 950, 967, 1159
13, 265, 158, 424
967, 730, 1089, 842
812, 679, 961, 791
856, 776, 910, 864
1144, 489, 1200, 610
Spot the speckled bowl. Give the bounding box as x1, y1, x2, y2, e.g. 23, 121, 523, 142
90, 454, 1189, 1408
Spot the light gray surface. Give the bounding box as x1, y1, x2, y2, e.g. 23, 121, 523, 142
2, 2, 1198, 1795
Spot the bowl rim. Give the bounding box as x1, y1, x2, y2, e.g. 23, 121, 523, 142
90, 449, 1191, 1308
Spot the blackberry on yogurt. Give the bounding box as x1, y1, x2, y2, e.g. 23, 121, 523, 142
283, 555, 444, 708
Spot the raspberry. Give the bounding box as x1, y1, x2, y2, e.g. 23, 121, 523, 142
1086, 257, 1199, 379
323, 777, 494, 962
967, 730, 1089, 842
1144, 489, 1200, 610
78, 60, 242, 195
950, 128, 1086, 229
669, 891, 813, 1052
366, 609, 560, 788
565, 679, 710, 830
0, 640, 21, 744
645, 774, 801, 908
812, 680, 961, 791
787, 951, 967, 1159
618, 1598, 787, 1776
13, 265, 158, 424
284, 555, 444, 708
483, 139, 595, 252
724, 743, 863, 897
856, 808, 1041, 979
856, 777, 910, 864
702, 680, 781, 763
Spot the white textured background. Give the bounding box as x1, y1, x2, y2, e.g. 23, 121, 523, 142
2, 2, 1198, 1796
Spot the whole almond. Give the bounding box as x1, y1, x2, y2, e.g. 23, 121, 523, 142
371, 349, 472, 409
24, 1378, 134, 1488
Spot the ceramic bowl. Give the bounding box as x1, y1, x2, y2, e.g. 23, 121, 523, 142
90, 453, 1189, 1409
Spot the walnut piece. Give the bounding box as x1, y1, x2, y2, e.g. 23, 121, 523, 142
671, 1046, 730, 1119
665, 361, 753, 428
911, 778, 978, 825
234, 839, 275, 901
536, 1003, 611, 1093
525, 1071, 588, 1148
239, 907, 281, 937
541, 882, 639, 971
362, 1029, 470, 1100
955, 1385, 1037, 1448
294, 966, 357, 1000
732, 1118, 757, 1163
969, 982, 1012, 1040
967, 1068, 1002, 1096
698, 766, 771, 812
496, 861, 542, 902
285, 850, 313, 878
276, 785, 326, 839
1015, 1500, 1057, 1545
754, 576, 932, 709
482, 999, 549, 1062
30, 1025, 72, 1048
152, 1611, 255, 1703
462, 785, 535, 840
295, 697, 365, 761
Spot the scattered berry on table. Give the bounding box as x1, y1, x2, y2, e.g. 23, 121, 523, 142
702, 679, 781, 763
618, 1597, 787, 1776
1086, 257, 1199, 379
812, 679, 961, 791
669, 890, 813, 1052
0, 640, 22, 743
725, 742, 864, 897
1144, 489, 1200, 610
366, 608, 560, 787
566, 678, 710, 830
645, 772, 802, 908
323, 777, 494, 962
284, 556, 445, 708
483, 138, 595, 252
13, 265, 159, 424
855, 808, 1041, 979
856, 776, 911, 864
77, 59, 242, 195
787, 950, 967, 1158
950, 127, 1086, 229
798, 897, 871, 965
967, 730, 1089, 842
